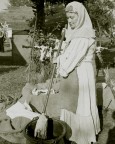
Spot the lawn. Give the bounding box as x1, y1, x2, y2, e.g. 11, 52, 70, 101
0, 6, 34, 30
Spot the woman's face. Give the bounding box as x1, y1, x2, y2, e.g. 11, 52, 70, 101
66, 12, 78, 29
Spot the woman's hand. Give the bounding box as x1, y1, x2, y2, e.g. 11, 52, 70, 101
61, 28, 67, 37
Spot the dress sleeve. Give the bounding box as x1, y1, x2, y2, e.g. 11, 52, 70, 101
57, 38, 89, 77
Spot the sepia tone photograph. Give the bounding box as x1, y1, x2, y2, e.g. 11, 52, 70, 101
0, 0, 115, 144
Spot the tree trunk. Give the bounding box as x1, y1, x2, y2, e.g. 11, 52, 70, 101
36, 0, 45, 30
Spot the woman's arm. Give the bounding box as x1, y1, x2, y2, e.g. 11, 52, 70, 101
57, 38, 90, 77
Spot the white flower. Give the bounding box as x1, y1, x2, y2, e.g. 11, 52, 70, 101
96, 46, 108, 53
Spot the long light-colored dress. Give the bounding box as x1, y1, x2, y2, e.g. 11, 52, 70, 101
58, 37, 100, 144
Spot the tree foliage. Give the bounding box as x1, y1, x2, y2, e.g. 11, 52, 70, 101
84, 0, 115, 38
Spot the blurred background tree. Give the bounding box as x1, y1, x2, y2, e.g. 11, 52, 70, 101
30, 0, 45, 30
30, 0, 114, 36
84, 0, 115, 47
29, 0, 115, 48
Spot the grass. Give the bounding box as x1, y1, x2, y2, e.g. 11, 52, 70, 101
10, 0, 31, 6
0, 6, 34, 30
0, 66, 27, 99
